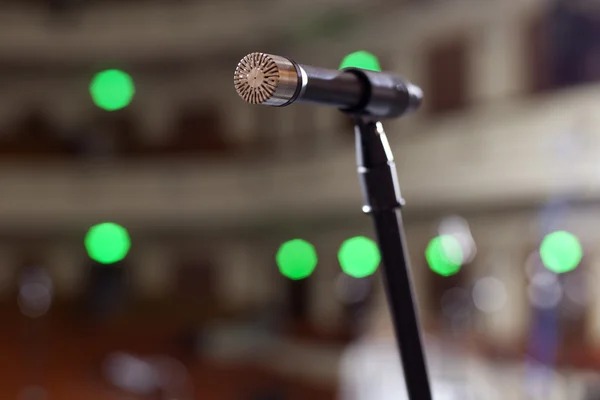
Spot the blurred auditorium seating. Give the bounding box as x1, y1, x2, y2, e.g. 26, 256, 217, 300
0, 298, 339, 399
0, 247, 346, 399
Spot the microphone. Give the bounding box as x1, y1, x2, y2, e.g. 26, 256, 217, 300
234, 52, 423, 119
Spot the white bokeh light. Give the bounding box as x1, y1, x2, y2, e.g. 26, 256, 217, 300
104, 353, 159, 395
528, 272, 563, 309
438, 216, 477, 264
564, 272, 588, 306
472, 277, 508, 313
18, 267, 53, 318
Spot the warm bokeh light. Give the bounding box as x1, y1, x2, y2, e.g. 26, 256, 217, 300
539, 230, 583, 274
85, 222, 131, 264
339, 51, 382, 72
275, 239, 318, 280
90, 69, 136, 111
338, 236, 381, 278
425, 235, 463, 277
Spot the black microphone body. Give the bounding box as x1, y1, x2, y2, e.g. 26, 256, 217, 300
234, 52, 432, 400
234, 53, 422, 119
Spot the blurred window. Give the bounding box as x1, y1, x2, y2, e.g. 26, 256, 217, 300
526, 1, 600, 94
424, 36, 470, 115
525, 13, 553, 94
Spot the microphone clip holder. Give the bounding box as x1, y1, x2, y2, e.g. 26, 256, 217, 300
351, 115, 433, 400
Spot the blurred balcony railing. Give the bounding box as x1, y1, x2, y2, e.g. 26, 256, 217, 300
0, 83, 599, 231
0, 0, 375, 63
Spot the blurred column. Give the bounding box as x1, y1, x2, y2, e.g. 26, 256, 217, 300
224, 92, 256, 150
252, 106, 289, 159
308, 237, 343, 334
47, 243, 85, 299
470, 15, 525, 102
130, 242, 174, 299
0, 81, 19, 129
215, 241, 252, 310
134, 77, 174, 148
315, 104, 349, 155
289, 105, 319, 160
254, 241, 285, 307
215, 241, 279, 311
272, 106, 296, 160
46, 78, 89, 132
0, 244, 16, 300
479, 248, 527, 347
586, 255, 600, 345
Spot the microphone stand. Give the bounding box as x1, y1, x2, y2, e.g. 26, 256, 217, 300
352, 116, 432, 400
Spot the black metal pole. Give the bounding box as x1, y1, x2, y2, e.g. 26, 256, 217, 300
354, 117, 432, 400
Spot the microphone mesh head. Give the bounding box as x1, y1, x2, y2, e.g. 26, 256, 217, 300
234, 53, 281, 104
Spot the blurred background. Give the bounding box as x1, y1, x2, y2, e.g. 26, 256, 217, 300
1, 0, 600, 398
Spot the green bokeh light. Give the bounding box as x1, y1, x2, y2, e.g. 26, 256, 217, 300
539, 230, 582, 274
338, 236, 381, 278
276, 239, 318, 280
85, 222, 131, 264
89, 69, 135, 111
425, 235, 463, 277
339, 51, 382, 72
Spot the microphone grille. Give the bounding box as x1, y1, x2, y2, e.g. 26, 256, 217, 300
234, 53, 281, 104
